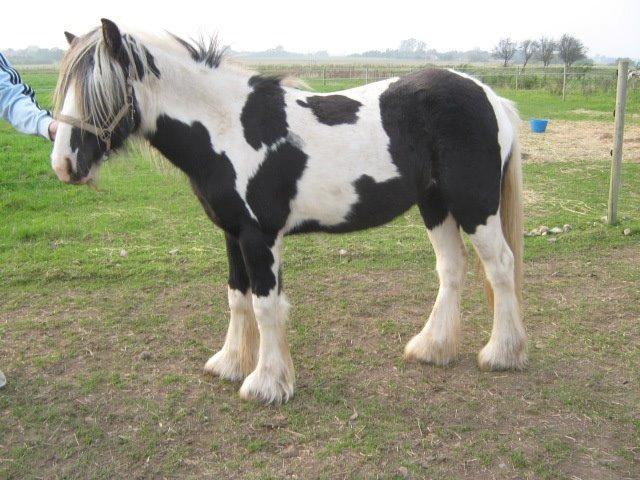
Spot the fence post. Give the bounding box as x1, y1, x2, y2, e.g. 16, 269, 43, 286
515, 67, 519, 91
322, 66, 326, 87
562, 64, 567, 100
365, 67, 368, 84
607, 60, 629, 225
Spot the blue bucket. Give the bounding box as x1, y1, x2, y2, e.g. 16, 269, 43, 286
529, 118, 549, 133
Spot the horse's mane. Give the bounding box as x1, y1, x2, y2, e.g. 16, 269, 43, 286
54, 27, 308, 129
168, 33, 227, 69
53, 28, 156, 128
53, 28, 229, 128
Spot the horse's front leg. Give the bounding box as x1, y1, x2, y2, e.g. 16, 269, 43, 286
204, 234, 259, 381
237, 231, 294, 404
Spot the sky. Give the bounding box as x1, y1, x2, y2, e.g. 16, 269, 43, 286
1, 0, 639, 59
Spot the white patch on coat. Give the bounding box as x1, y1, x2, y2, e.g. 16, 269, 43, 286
204, 287, 258, 380
284, 78, 400, 230
469, 213, 527, 370
50, 83, 78, 182
405, 215, 467, 365
239, 288, 295, 404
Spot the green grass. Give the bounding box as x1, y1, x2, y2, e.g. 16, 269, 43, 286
1, 68, 639, 479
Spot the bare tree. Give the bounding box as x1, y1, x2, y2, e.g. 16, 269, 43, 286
399, 38, 418, 53
558, 34, 587, 68
520, 39, 539, 70
398, 38, 428, 59
537, 37, 557, 68
492, 38, 517, 67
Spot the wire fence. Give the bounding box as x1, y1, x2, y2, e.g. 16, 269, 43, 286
16, 63, 638, 96
254, 64, 635, 95
11, 63, 640, 165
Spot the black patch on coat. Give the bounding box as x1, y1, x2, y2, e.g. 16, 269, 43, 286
225, 233, 250, 294
287, 173, 416, 235
378, 69, 502, 233
344, 174, 415, 229
417, 179, 449, 230
296, 95, 362, 126
148, 115, 253, 236
246, 141, 308, 235
69, 128, 103, 181
238, 229, 277, 296
241, 76, 288, 150
69, 101, 140, 182
148, 114, 279, 297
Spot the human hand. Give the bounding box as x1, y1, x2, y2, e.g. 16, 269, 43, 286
48, 120, 58, 141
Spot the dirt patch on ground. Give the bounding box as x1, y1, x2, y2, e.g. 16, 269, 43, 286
520, 120, 640, 163
570, 109, 640, 121
2, 245, 639, 479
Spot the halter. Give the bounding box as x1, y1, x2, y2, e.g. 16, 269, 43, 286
56, 72, 136, 152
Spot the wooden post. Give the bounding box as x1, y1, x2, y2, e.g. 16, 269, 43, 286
515, 67, 519, 91
562, 64, 567, 100
322, 66, 326, 86
365, 67, 368, 84
607, 60, 629, 225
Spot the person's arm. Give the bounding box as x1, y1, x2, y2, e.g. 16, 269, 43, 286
0, 52, 54, 140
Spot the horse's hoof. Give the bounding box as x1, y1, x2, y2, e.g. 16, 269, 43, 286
239, 368, 294, 405
404, 332, 458, 366
477, 339, 527, 371
204, 349, 254, 381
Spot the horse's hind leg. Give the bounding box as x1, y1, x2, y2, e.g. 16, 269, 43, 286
204, 234, 259, 381
405, 213, 467, 365
468, 214, 526, 370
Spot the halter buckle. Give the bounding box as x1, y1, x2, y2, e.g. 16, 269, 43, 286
99, 130, 112, 143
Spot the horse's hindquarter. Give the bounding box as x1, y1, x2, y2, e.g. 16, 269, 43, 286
283, 78, 419, 234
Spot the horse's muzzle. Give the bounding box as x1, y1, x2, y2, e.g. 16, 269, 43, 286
51, 155, 90, 185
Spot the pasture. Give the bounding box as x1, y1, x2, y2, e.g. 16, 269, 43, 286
1, 70, 639, 479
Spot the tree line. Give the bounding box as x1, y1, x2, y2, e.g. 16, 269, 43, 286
492, 35, 587, 69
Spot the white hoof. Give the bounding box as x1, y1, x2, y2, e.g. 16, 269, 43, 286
239, 367, 294, 405
204, 348, 255, 382
404, 331, 458, 366
477, 337, 527, 371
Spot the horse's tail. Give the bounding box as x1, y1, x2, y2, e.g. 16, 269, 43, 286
483, 98, 524, 313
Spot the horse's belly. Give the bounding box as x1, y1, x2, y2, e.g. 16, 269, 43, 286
285, 170, 416, 234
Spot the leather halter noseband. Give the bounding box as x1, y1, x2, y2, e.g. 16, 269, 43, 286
56, 73, 136, 152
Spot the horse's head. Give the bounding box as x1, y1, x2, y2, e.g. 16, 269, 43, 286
51, 19, 143, 184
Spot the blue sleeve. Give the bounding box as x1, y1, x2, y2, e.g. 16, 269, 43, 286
0, 52, 52, 139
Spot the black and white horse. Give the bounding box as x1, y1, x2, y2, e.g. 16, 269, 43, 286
51, 20, 526, 404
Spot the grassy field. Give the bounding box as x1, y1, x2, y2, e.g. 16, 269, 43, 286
1, 72, 639, 479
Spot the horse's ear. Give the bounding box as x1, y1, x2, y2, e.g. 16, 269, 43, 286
101, 18, 123, 58
64, 31, 77, 45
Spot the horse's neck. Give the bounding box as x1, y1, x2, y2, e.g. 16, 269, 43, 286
138, 53, 270, 199
138, 56, 255, 144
